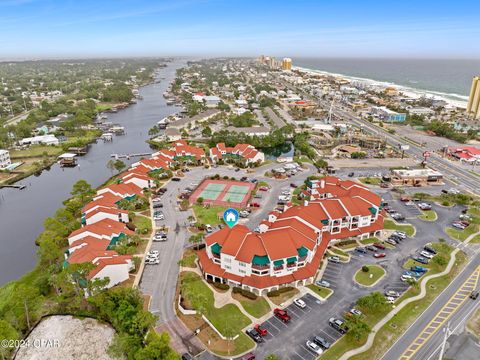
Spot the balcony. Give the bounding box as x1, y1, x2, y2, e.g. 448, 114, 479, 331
252, 264, 270, 270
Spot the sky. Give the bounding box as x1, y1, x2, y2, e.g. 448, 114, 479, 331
1, 0, 480, 59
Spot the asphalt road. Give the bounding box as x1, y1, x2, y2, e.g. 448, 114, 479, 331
382, 250, 480, 360
326, 103, 480, 195
139, 162, 317, 324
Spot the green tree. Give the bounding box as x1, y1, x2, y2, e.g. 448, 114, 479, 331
357, 291, 387, 311
70, 179, 95, 203
344, 315, 371, 341
188, 234, 203, 250
135, 332, 180, 360
114, 159, 126, 172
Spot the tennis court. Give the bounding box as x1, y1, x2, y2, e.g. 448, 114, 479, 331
190, 179, 255, 208
198, 183, 226, 200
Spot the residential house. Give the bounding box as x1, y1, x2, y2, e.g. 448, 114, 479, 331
0, 149, 11, 169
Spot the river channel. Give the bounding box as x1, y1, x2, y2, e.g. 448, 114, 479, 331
0, 60, 185, 285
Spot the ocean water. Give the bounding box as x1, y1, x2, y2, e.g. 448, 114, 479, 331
293, 58, 480, 104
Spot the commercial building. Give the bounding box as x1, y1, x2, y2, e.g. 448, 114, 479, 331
19, 134, 59, 146
390, 168, 443, 186
198, 177, 384, 294
467, 76, 480, 119
282, 58, 292, 71
0, 149, 11, 169
447, 146, 480, 163
372, 106, 407, 122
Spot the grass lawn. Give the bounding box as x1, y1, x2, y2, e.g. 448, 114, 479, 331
358, 177, 382, 185
268, 288, 300, 306
360, 237, 379, 245
354, 265, 386, 286
9, 145, 63, 158
133, 215, 152, 235
307, 284, 333, 299
95, 103, 114, 112
418, 210, 437, 221
336, 240, 359, 250
180, 272, 251, 339
384, 219, 415, 237
192, 204, 230, 226
446, 223, 480, 242
178, 249, 197, 268
232, 293, 271, 319
323, 242, 466, 360
329, 247, 349, 258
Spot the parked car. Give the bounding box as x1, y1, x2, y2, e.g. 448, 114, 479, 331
385, 290, 400, 298
418, 203, 432, 210
153, 233, 167, 242
145, 258, 159, 265
386, 296, 396, 304
249, 202, 261, 208
348, 172, 354, 177
306, 340, 323, 355
316, 280, 330, 288
205, 224, 213, 233
181, 353, 194, 360
242, 353, 255, 360
374, 252, 386, 258
313, 336, 331, 349
413, 256, 429, 264
259, 186, 269, 191
373, 243, 386, 250
293, 298, 306, 309
254, 324, 268, 337
329, 318, 347, 334
452, 222, 467, 230
400, 196, 411, 202
147, 250, 159, 257
355, 247, 367, 254
329, 256, 341, 263
393, 231, 407, 238
366, 245, 377, 252
171, 177, 181, 181
274, 308, 291, 323
411, 266, 428, 273
154, 213, 164, 220
385, 239, 397, 246
401, 274, 416, 282
290, 183, 298, 188
420, 251, 434, 259
349, 308, 362, 316
245, 328, 263, 343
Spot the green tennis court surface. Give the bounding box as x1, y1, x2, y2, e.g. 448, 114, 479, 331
199, 183, 226, 200
222, 185, 250, 202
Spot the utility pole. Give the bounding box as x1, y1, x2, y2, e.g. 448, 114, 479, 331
438, 322, 451, 360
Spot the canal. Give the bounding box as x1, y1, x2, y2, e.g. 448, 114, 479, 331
0, 60, 185, 285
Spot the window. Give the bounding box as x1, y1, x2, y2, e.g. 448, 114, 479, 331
239, 269, 246, 274
224, 257, 232, 263
239, 262, 246, 267
224, 264, 231, 270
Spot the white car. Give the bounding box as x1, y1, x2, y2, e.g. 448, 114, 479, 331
153, 234, 167, 242
145, 258, 159, 265
420, 251, 434, 259
147, 250, 159, 257
154, 214, 164, 220
293, 298, 306, 309
401, 274, 416, 282
205, 224, 213, 233
306, 340, 323, 355
349, 308, 362, 316
386, 296, 396, 304
393, 231, 407, 239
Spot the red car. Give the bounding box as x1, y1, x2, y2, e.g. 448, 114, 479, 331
400, 196, 411, 202
259, 187, 269, 191
254, 324, 268, 336
374, 252, 386, 258
249, 202, 261, 208
373, 243, 386, 250
242, 353, 255, 360
273, 308, 291, 323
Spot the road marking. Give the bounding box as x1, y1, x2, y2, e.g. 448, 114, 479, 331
398, 265, 480, 360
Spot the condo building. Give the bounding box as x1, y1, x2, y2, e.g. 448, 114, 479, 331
198, 177, 384, 295
282, 58, 292, 71
467, 76, 480, 119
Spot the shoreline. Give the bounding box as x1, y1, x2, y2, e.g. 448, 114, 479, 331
294, 65, 469, 109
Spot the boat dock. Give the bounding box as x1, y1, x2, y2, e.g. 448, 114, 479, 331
110, 152, 152, 159
1, 184, 26, 190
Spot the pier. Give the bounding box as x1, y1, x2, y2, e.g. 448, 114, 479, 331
110, 152, 152, 159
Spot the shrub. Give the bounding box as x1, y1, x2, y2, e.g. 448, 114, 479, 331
362, 265, 370, 272
209, 281, 229, 291
267, 287, 294, 298
442, 200, 450, 206
232, 287, 257, 300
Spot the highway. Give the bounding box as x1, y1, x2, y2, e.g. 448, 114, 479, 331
325, 103, 480, 195
381, 251, 480, 360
